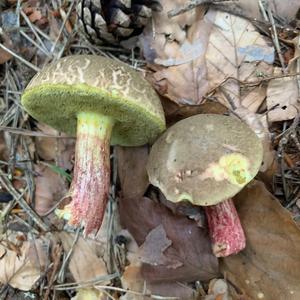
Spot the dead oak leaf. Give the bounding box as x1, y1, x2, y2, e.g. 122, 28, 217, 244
34, 163, 68, 216
140, 0, 210, 104
58, 232, 108, 284
267, 69, 299, 122
0, 239, 48, 291
119, 196, 219, 283
116, 146, 149, 199
138, 224, 182, 268
222, 181, 300, 300
205, 10, 274, 111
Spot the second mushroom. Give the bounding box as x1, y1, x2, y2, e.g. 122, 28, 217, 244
147, 114, 263, 257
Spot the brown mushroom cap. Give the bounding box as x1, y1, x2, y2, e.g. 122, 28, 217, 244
147, 114, 263, 206
21, 55, 165, 146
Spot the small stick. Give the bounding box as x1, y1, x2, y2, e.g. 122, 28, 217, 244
0, 126, 74, 138
0, 169, 49, 231
168, 0, 236, 18
57, 227, 81, 283
50, 0, 76, 54
266, 6, 286, 71
20, 10, 49, 55
0, 43, 40, 72
258, 1, 286, 71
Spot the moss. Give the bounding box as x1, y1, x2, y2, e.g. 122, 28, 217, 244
22, 83, 165, 146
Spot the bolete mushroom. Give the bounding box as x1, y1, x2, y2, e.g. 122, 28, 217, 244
22, 55, 166, 235
147, 114, 263, 257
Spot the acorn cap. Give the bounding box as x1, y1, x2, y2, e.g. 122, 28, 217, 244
22, 55, 165, 146
147, 114, 263, 206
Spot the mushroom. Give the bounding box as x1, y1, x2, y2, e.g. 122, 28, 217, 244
22, 55, 166, 235
147, 114, 263, 257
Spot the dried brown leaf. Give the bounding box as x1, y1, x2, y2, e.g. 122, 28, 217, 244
59, 232, 108, 284
34, 163, 68, 216
138, 224, 181, 268
221, 181, 300, 300
141, 0, 210, 104
119, 196, 219, 283
0, 32, 13, 64
116, 146, 149, 199
267, 68, 300, 122
28, 10, 42, 23
166, 101, 228, 124
35, 122, 75, 170
0, 239, 48, 291
217, 0, 300, 22
120, 230, 197, 300
205, 10, 274, 109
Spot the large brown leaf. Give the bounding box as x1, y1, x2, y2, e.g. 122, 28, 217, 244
119, 196, 219, 282
116, 146, 149, 199
222, 181, 300, 300
58, 232, 108, 284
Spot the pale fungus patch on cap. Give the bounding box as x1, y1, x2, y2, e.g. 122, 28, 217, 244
21, 55, 166, 146
147, 114, 263, 206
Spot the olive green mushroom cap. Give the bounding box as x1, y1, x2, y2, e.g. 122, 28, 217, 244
147, 114, 263, 206
21, 55, 166, 146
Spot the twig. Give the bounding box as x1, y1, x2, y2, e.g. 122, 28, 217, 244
258, 0, 286, 71
266, 6, 286, 71
207, 72, 300, 95
53, 283, 179, 299
168, 0, 236, 18
20, 9, 50, 55
57, 227, 81, 283
20, 30, 51, 57
51, 272, 118, 289
0, 169, 49, 231
50, 0, 77, 54
0, 126, 75, 138
0, 43, 40, 72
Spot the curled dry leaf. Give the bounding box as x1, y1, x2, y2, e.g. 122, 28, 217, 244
58, 232, 108, 284
142, 5, 274, 108
221, 181, 300, 300
141, 0, 210, 104
119, 196, 219, 283
116, 146, 149, 199
34, 163, 68, 216
0, 238, 48, 291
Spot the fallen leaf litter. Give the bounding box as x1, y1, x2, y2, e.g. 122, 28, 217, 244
0, 0, 300, 299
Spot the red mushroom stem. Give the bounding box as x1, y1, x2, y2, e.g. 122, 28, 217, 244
204, 198, 246, 257
68, 112, 114, 235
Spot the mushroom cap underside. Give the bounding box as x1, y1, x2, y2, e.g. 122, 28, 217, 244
147, 114, 263, 206
22, 55, 166, 146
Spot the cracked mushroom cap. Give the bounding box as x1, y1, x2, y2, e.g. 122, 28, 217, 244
21, 55, 165, 146
147, 114, 263, 206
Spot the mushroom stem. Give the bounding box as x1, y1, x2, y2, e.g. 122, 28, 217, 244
69, 112, 114, 235
204, 198, 246, 257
